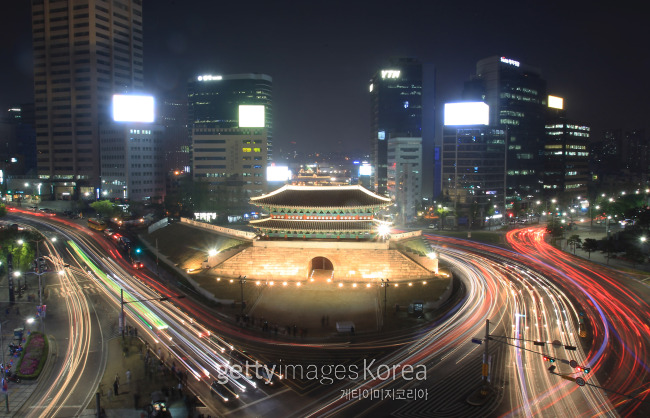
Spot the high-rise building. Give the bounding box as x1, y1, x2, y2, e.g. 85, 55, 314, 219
1, 104, 37, 179
387, 136, 422, 224
100, 123, 165, 202
187, 74, 272, 210
543, 120, 590, 198
370, 58, 435, 198
31, 0, 144, 199
440, 102, 506, 225
463, 56, 547, 199
158, 98, 190, 174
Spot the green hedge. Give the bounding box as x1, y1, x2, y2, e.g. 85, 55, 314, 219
15, 331, 49, 380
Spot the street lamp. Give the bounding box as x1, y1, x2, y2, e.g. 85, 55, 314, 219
239, 275, 247, 315
381, 278, 390, 328
120, 290, 185, 340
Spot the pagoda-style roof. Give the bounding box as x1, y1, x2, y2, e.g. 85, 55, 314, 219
250, 185, 391, 209
249, 218, 375, 231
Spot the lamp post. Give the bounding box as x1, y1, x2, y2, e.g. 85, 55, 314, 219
120, 291, 185, 340
641, 236, 647, 256
1, 320, 8, 412
381, 278, 390, 328
239, 275, 247, 315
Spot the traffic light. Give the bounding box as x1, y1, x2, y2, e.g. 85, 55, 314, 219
135, 247, 142, 254
576, 366, 590, 374
543, 355, 556, 363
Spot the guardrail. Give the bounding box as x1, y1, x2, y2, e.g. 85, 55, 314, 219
147, 217, 169, 234
180, 218, 257, 240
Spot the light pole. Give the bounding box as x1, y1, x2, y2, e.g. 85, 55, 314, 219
381, 278, 390, 328
1, 320, 8, 412
121, 291, 186, 340
239, 275, 247, 315
18, 269, 64, 333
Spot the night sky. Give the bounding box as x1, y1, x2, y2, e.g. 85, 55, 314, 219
1, 1, 648, 156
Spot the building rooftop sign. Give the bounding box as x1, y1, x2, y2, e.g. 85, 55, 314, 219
381, 70, 401, 79
500, 57, 520, 67
197, 74, 223, 81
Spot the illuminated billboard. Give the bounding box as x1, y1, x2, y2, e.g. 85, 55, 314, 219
239, 105, 265, 128
267, 165, 291, 182
548, 95, 564, 109
444, 102, 489, 126
359, 164, 372, 176
113, 95, 154, 123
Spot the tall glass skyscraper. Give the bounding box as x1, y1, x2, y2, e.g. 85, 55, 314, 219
370, 58, 435, 198
464, 56, 547, 200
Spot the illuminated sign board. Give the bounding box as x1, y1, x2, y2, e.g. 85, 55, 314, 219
378, 131, 386, 140
548, 95, 564, 109
381, 70, 401, 79
112, 95, 154, 123
197, 74, 222, 81
359, 164, 372, 176
238, 105, 265, 128
267, 165, 291, 182
500, 57, 520, 67
369, 83, 374, 92
444, 102, 490, 126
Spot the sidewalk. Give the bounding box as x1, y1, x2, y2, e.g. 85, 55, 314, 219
82, 335, 198, 417
0, 281, 41, 417
553, 223, 650, 276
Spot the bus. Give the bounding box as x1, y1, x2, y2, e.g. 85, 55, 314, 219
87, 218, 107, 231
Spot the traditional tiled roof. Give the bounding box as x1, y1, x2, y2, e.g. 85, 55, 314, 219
250, 185, 391, 208
249, 218, 375, 231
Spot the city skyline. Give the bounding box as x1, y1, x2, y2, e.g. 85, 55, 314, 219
1, 1, 647, 156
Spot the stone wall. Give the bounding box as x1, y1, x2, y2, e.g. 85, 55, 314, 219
211, 246, 434, 282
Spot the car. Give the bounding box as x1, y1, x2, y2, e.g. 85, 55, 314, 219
133, 261, 144, 269
210, 380, 238, 404
103, 228, 115, 237
28, 206, 38, 211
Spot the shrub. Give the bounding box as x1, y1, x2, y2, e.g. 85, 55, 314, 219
15, 331, 49, 379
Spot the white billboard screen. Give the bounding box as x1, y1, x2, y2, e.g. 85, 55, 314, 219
359, 164, 372, 176
267, 165, 291, 182
444, 102, 489, 126
239, 105, 265, 128
113, 95, 154, 122
548, 95, 564, 109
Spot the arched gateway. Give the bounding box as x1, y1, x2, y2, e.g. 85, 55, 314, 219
309, 256, 334, 281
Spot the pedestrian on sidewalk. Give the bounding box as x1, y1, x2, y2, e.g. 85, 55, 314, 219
126, 369, 131, 385
113, 377, 120, 396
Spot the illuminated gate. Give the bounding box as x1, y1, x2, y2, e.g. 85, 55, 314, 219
309, 256, 334, 280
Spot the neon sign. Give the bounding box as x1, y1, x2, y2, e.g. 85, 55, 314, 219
197, 75, 223, 81
381, 70, 401, 79
500, 57, 520, 67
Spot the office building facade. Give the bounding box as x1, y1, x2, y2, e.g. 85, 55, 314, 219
100, 123, 165, 202
543, 120, 590, 198
370, 58, 435, 198
440, 125, 506, 217
387, 136, 422, 224
188, 74, 272, 210
31, 0, 144, 198
463, 56, 546, 200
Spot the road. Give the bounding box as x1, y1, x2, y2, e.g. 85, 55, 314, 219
5, 210, 647, 417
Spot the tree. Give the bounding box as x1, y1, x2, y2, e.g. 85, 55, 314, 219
567, 234, 582, 254
0, 204, 6, 218
90, 200, 120, 219
601, 238, 618, 265
582, 238, 598, 259
624, 246, 645, 267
